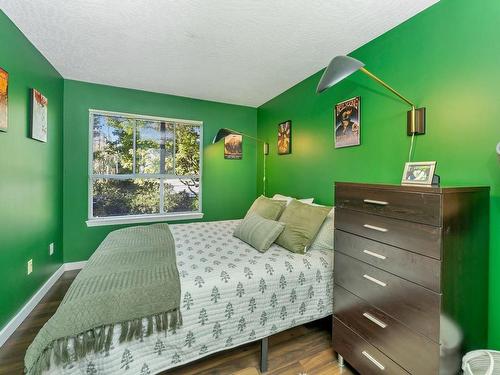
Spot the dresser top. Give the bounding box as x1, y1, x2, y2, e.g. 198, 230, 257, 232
335, 182, 490, 194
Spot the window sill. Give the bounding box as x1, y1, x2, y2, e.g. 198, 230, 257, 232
86, 212, 204, 227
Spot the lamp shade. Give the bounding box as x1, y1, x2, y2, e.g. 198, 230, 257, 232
212, 128, 238, 144
316, 55, 365, 93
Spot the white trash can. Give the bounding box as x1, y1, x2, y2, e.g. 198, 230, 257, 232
440, 315, 463, 375
462, 350, 500, 374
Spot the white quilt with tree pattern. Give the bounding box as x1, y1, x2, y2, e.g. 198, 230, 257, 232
44, 220, 334, 375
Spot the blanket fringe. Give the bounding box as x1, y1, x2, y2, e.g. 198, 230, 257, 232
26, 309, 182, 375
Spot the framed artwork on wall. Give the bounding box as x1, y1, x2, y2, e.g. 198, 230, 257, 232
334, 96, 360, 148
224, 134, 242, 159
0, 67, 8, 132
30, 88, 48, 142
278, 120, 291, 155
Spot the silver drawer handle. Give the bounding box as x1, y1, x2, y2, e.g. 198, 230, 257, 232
363, 199, 389, 206
363, 312, 388, 328
363, 224, 388, 233
362, 351, 385, 370
363, 274, 387, 287
363, 249, 387, 260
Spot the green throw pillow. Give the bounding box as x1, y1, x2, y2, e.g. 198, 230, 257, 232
275, 199, 331, 254
245, 195, 287, 220
309, 206, 335, 251
234, 213, 286, 252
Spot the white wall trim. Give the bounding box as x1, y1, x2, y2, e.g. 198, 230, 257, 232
0, 261, 88, 348
0, 265, 64, 347
86, 212, 204, 227
64, 261, 88, 271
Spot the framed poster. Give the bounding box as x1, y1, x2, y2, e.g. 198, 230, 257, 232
0, 67, 7, 132
277, 120, 291, 155
334, 96, 360, 148
224, 134, 242, 159
31, 88, 48, 142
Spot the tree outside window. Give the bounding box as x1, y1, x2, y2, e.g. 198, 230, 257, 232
90, 111, 202, 219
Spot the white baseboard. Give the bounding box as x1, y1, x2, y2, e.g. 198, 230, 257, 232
0, 260, 88, 348
64, 261, 87, 271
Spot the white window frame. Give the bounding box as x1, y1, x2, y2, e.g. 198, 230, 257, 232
86, 109, 203, 227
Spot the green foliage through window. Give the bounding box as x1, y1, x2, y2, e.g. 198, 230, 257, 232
90, 111, 201, 218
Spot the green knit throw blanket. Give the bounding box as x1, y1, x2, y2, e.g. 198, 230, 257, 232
25, 223, 182, 375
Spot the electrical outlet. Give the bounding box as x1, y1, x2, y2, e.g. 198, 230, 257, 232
49, 243, 54, 256
27, 259, 33, 275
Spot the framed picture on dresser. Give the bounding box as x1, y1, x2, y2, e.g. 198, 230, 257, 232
401, 161, 436, 186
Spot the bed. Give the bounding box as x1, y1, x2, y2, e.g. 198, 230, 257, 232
39, 220, 334, 374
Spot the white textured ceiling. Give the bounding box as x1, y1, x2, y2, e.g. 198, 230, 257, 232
0, 0, 438, 107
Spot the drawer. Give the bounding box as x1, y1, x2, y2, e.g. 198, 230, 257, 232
335, 184, 442, 226
335, 229, 441, 292
334, 286, 439, 374
334, 252, 441, 341
335, 208, 442, 259
333, 317, 409, 375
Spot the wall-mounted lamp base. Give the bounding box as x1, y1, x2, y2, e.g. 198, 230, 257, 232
264, 143, 269, 155
407, 107, 426, 136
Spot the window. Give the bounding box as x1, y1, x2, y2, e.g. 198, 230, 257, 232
87, 110, 202, 226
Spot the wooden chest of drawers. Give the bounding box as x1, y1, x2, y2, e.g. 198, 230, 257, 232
333, 182, 489, 374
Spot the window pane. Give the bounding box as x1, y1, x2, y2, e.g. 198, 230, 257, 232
175, 124, 201, 175
92, 115, 134, 174
164, 178, 199, 213
93, 178, 160, 217
90, 111, 202, 220
136, 121, 174, 174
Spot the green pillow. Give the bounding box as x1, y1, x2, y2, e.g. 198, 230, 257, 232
275, 199, 331, 254
246, 195, 287, 220
234, 213, 286, 252
309, 206, 335, 251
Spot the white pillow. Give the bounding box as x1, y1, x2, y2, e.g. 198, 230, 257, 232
309, 206, 335, 251
272, 194, 314, 205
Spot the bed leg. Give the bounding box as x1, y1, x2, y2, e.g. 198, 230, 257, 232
260, 337, 268, 373
338, 354, 345, 367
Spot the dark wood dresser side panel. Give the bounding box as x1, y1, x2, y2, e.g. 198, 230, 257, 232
335, 252, 441, 341
336, 184, 442, 226
333, 317, 409, 374
335, 229, 441, 292
335, 208, 442, 259
441, 189, 490, 352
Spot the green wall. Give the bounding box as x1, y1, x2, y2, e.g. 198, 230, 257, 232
0, 12, 64, 330
63, 80, 257, 262
3, 0, 500, 351
257, 0, 500, 348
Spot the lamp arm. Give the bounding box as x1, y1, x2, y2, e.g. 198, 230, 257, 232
225, 128, 269, 155
359, 67, 415, 108
224, 128, 268, 194
225, 128, 267, 144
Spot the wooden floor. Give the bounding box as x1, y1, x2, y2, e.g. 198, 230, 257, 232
0, 270, 353, 375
